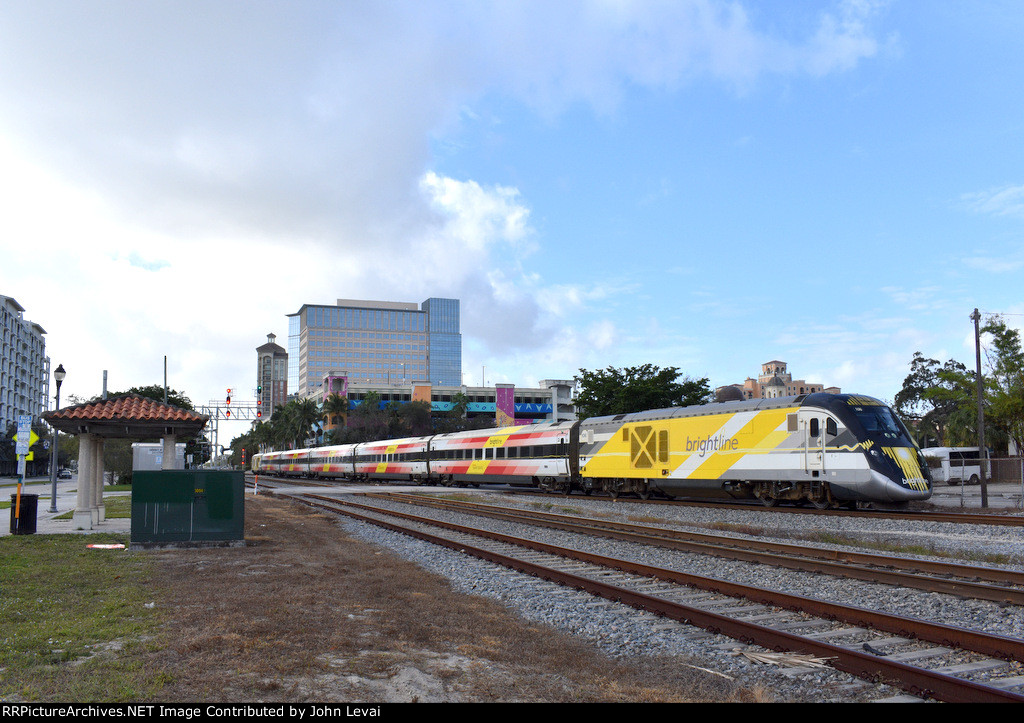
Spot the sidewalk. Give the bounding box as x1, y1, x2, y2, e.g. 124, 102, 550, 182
926, 481, 1024, 511
1, 475, 132, 537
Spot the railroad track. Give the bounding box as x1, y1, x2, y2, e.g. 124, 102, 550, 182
248, 474, 1024, 527
505, 487, 1024, 527
366, 492, 1024, 605
262, 488, 1024, 703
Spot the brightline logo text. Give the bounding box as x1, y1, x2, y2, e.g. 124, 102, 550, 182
685, 433, 739, 458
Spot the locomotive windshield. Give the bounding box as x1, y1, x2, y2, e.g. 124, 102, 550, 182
850, 404, 915, 445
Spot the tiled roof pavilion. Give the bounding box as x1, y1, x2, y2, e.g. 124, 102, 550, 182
41, 395, 208, 529
42, 394, 209, 438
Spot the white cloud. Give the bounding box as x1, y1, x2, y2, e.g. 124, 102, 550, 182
0, 2, 889, 247
963, 249, 1024, 274
0, 1, 894, 408
961, 184, 1024, 219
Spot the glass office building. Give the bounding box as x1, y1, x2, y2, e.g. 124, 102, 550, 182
422, 297, 461, 390
288, 298, 462, 397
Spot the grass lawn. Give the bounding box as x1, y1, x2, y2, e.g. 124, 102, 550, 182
0, 490, 172, 701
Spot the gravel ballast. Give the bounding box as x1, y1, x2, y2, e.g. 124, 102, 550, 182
330, 491, 1024, 703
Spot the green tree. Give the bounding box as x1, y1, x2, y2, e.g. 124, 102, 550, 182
229, 420, 275, 466
393, 400, 433, 437
982, 316, 1024, 454
924, 360, 980, 447
98, 385, 205, 481
573, 364, 713, 419
97, 385, 195, 411
433, 391, 471, 433
895, 353, 972, 446
273, 397, 322, 449
322, 393, 349, 429
338, 392, 391, 443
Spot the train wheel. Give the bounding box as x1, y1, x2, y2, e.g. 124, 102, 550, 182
807, 484, 835, 509
754, 482, 779, 507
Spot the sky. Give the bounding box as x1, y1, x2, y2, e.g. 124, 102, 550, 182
2, 1, 1023, 444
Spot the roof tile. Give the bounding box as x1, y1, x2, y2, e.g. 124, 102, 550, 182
44, 394, 208, 423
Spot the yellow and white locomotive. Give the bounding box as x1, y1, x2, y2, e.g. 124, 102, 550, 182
251, 393, 932, 508
577, 393, 932, 507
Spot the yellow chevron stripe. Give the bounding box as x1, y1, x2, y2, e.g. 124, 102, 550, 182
738, 409, 794, 451
882, 446, 928, 491
687, 408, 795, 478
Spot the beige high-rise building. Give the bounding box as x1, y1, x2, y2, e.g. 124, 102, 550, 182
256, 333, 288, 420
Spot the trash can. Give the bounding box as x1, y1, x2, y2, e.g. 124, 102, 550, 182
10, 493, 39, 535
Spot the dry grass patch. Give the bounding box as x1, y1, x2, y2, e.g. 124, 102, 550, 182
139, 494, 768, 702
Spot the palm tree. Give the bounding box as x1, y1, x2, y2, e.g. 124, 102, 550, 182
322, 393, 349, 430
250, 420, 274, 454
289, 397, 322, 448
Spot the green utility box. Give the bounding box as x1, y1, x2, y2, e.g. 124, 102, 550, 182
130, 470, 245, 549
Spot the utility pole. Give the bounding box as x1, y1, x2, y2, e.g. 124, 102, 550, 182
972, 308, 988, 507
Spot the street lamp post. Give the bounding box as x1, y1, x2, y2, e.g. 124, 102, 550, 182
48, 364, 66, 513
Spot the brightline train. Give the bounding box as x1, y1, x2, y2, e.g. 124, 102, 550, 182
252, 393, 933, 508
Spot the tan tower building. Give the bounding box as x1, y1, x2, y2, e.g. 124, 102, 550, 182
256, 333, 288, 421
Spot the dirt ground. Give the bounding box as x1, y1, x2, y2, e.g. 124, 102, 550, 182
142, 494, 767, 703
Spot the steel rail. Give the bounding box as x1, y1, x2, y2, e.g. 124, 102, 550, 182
504, 487, 1024, 527
310, 493, 1024, 663
372, 492, 1024, 604
282, 491, 1024, 703
386, 492, 1024, 584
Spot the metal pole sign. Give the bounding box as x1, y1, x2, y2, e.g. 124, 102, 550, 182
13, 415, 34, 531
16, 414, 32, 455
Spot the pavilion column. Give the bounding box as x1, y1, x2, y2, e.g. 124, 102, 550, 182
162, 435, 177, 469
92, 436, 106, 523
73, 433, 96, 530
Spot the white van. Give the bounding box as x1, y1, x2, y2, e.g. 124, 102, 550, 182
921, 447, 988, 486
